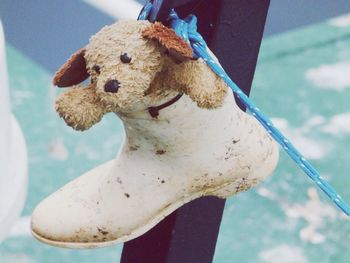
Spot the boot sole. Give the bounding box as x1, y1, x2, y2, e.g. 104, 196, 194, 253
31, 146, 278, 249
31, 180, 234, 249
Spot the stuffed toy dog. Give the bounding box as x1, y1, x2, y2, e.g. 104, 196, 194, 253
31, 20, 279, 248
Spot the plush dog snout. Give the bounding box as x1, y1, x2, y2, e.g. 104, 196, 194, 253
104, 80, 120, 93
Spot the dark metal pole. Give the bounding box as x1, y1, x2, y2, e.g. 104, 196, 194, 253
121, 1, 270, 262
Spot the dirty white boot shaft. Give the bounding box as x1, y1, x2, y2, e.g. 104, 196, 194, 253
31, 90, 278, 248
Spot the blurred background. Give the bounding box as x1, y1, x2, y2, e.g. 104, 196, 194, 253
1, 0, 350, 262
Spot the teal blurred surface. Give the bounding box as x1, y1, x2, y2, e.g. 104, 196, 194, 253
1, 15, 350, 263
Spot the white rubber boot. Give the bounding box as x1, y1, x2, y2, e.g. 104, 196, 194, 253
31, 91, 278, 248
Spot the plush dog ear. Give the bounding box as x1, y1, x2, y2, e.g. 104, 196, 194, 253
53, 48, 89, 87
142, 22, 193, 62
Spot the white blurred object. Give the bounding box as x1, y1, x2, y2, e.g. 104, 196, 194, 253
0, 20, 28, 243
83, 0, 143, 20
329, 13, 350, 27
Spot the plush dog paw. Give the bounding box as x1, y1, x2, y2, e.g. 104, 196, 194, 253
55, 85, 107, 131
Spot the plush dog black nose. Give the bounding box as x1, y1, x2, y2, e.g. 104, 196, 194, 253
104, 80, 120, 93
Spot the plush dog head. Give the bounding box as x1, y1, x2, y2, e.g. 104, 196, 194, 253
53, 20, 227, 130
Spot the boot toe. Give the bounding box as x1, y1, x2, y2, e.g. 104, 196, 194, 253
31, 161, 117, 246
31, 191, 97, 244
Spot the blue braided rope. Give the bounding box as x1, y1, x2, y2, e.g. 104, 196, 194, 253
139, 5, 350, 216
137, 0, 163, 22
137, 0, 153, 20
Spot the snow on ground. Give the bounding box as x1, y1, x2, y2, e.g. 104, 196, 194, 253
8, 216, 31, 237
48, 137, 68, 161
0, 253, 35, 263
305, 61, 350, 91
257, 187, 338, 245
329, 13, 350, 27
271, 117, 330, 160
321, 112, 350, 135
11, 90, 34, 107
283, 188, 337, 244
272, 106, 350, 138
259, 244, 309, 263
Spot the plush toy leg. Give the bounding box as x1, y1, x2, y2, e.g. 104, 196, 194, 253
55, 84, 108, 131
31, 92, 278, 249
170, 58, 228, 109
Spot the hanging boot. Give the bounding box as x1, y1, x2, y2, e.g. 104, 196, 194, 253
31, 20, 278, 248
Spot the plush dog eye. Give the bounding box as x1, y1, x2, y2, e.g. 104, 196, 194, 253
120, 53, 132, 63
92, 65, 100, 74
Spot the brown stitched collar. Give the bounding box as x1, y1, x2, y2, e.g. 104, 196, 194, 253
148, 93, 183, 118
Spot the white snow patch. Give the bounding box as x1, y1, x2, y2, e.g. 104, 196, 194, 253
257, 187, 277, 200
284, 188, 337, 244
288, 136, 327, 160
259, 244, 309, 263
8, 216, 31, 237
48, 137, 68, 160
257, 187, 339, 244
321, 112, 350, 135
0, 254, 35, 263
74, 143, 99, 160
271, 118, 330, 160
303, 115, 326, 129
11, 90, 34, 107
83, 0, 142, 20
270, 117, 289, 130
329, 13, 350, 27
305, 61, 350, 91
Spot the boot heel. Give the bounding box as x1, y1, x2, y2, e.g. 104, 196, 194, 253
210, 178, 259, 199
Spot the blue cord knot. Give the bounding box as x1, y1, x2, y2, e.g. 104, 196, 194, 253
169, 10, 206, 59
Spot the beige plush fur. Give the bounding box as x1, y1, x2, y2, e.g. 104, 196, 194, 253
54, 20, 228, 131
55, 84, 108, 131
